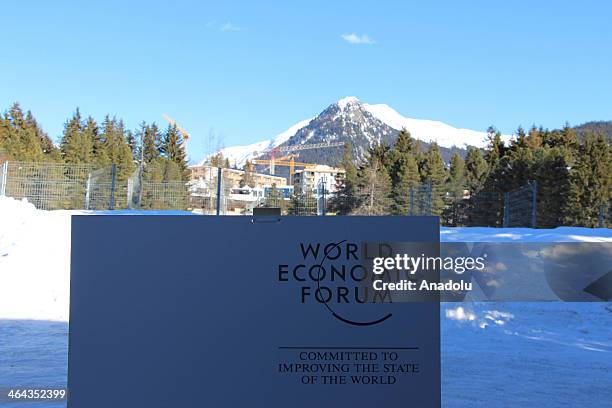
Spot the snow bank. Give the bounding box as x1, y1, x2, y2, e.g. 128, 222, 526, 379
1, 196, 610, 322
441, 227, 612, 242
0, 197, 192, 322
0, 197, 71, 321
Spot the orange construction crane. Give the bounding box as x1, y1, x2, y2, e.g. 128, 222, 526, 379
264, 141, 344, 176
162, 114, 191, 143
251, 158, 316, 185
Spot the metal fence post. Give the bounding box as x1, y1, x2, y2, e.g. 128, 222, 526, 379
109, 164, 117, 210
216, 167, 222, 216
85, 173, 91, 210
321, 180, 327, 216
127, 179, 133, 209
0, 161, 8, 196
531, 180, 537, 228
503, 192, 510, 228
426, 181, 432, 215
408, 187, 414, 215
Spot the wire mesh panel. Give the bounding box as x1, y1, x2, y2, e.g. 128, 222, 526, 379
0, 161, 554, 226
139, 181, 190, 210
602, 201, 612, 228
504, 181, 537, 227
408, 183, 433, 216
189, 167, 234, 215
1, 161, 116, 210
462, 190, 504, 227
86, 166, 117, 210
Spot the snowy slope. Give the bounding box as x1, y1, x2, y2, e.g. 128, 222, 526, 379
199, 118, 312, 168
335, 96, 495, 148
362, 101, 495, 148
1, 196, 610, 322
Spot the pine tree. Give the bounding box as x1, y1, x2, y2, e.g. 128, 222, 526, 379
543, 123, 578, 149
535, 147, 571, 227
388, 131, 420, 215
140, 157, 187, 209
391, 154, 420, 215
510, 126, 528, 151
504, 134, 535, 190
589, 134, 611, 225
565, 134, 611, 227
329, 143, 359, 214
447, 153, 466, 194
353, 148, 392, 215
0, 114, 8, 159
2, 103, 45, 161
125, 129, 137, 159
420, 142, 447, 215
25, 110, 60, 161
60, 108, 94, 164
484, 126, 505, 169
207, 149, 231, 168
442, 153, 466, 225
526, 125, 543, 150
468, 126, 508, 227
240, 160, 255, 188
100, 115, 135, 181
83, 116, 107, 166
414, 140, 425, 178
395, 128, 415, 154
139, 122, 162, 164
366, 142, 392, 170
464, 147, 488, 193
161, 124, 189, 181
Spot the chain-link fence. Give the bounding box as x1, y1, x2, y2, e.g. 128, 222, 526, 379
251, 179, 540, 227
0, 161, 116, 210
124, 166, 191, 211
2, 160, 608, 228
503, 181, 537, 228
86, 165, 118, 210
0, 161, 192, 211
189, 167, 234, 215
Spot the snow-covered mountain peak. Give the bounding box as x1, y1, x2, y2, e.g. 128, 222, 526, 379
199, 97, 507, 168
336, 96, 361, 110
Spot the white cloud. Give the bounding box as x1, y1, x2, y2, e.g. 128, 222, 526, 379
341, 33, 375, 45
206, 21, 244, 32
220, 22, 243, 32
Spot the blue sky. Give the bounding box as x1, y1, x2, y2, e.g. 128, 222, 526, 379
2, 0, 611, 161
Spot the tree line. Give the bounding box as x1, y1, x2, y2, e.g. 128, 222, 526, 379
0, 103, 189, 183
330, 126, 610, 227
2, 102, 609, 226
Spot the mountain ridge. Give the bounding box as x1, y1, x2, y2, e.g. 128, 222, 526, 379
201, 97, 497, 168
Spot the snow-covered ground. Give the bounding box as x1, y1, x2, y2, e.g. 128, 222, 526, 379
1, 196, 611, 407
0, 197, 192, 322
1, 196, 610, 321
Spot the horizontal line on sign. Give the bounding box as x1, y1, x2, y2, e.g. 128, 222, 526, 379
278, 346, 419, 350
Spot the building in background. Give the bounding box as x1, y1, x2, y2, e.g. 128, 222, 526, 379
189, 164, 290, 214
190, 165, 286, 189
293, 165, 345, 196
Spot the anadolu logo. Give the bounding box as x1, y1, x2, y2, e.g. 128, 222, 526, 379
277, 240, 395, 327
